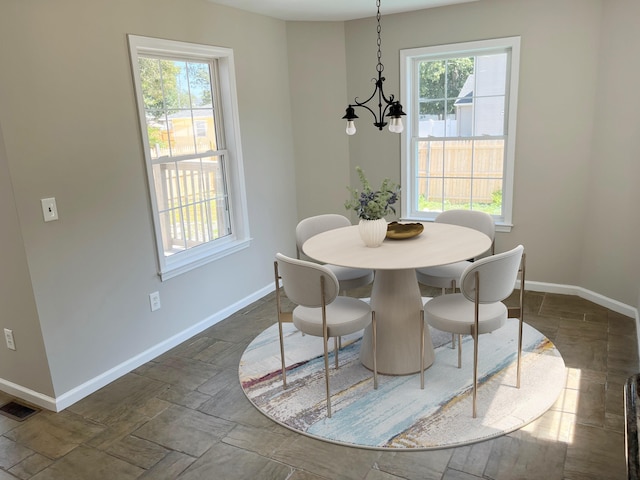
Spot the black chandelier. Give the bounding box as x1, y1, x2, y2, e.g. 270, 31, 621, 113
342, 0, 406, 135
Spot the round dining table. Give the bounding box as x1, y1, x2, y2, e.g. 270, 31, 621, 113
302, 222, 492, 375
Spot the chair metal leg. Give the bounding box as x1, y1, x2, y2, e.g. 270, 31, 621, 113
457, 334, 462, 368
472, 271, 480, 418
278, 319, 287, 389
372, 311, 378, 389
274, 261, 287, 389
324, 336, 331, 418
472, 325, 478, 418
516, 253, 526, 389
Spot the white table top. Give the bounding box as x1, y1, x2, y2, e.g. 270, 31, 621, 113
302, 222, 492, 270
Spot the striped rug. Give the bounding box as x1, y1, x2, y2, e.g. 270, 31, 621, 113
239, 315, 566, 450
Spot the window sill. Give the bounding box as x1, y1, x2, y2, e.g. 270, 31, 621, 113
159, 237, 252, 281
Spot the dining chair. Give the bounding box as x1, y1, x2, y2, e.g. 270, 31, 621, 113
296, 214, 374, 295
416, 210, 495, 294
420, 245, 525, 418
416, 210, 495, 349
274, 253, 378, 418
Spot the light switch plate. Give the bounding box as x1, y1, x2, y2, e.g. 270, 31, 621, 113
41, 198, 58, 222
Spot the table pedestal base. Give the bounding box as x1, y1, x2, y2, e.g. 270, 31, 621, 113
359, 269, 435, 375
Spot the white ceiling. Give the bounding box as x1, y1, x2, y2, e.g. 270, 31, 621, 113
207, 0, 479, 21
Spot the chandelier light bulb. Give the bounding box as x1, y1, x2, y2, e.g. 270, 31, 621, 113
395, 118, 404, 133
346, 121, 357, 135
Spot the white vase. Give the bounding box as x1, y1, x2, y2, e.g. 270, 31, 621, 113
358, 218, 388, 247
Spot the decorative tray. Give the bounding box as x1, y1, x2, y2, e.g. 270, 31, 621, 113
386, 221, 424, 240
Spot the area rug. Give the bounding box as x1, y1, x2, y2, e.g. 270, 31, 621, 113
239, 312, 566, 451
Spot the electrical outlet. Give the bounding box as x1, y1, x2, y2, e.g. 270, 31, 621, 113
4, 329, 16, 351
149, 292, 161, 312
41, 197, 59, 222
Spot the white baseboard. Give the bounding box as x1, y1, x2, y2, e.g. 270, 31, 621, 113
0, 283, 275, 412
0, 378, 57, 411
524, 280, 638, 319
2, 280, 638, 411
525, 280, 640, 371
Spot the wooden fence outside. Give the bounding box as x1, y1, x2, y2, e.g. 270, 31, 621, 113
417, 139, 504, 204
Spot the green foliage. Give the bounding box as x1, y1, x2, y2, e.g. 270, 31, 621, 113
418, 189, 502, 216
345, 167, 400, 220
419, 57, 474, 116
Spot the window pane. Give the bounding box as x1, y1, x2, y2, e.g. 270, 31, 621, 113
473, 139, 505, 177
187, 62, 213, 108
446, 57, 474, 99
443, 140, 472, 178
193, 108, 216, 152
475, 54, 507, 97
474, 96, 505, 136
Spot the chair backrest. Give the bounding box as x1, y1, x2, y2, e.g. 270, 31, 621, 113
295, 214, 351, 257
460, 245, 524, 304
275, 253, 339, 307
435, 210, 496, 242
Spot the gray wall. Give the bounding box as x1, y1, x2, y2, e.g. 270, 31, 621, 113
289, 0, 639, 307
0, 0, 297, 403
1, 0, 638, 408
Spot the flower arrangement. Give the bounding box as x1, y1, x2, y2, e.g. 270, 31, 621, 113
345, 166, 400, 220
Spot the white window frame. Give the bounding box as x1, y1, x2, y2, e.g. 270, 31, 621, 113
128, 35, 250, 280
400, 37, 520, 232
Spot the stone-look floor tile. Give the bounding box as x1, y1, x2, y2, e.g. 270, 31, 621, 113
364, 468, 409, 480
191, 340, 235, 363
0, 469, 22, 480
0, 292, 633, 480
520, 409, 576, 444
0, 415, 20, 436
564, 424, 625, 479
483, 431, 567, 480
67, 373, 167, 425
605, 412, 625, 433
105, 434, 169, 469
222, 423, 294, 457
0, 437, 34, 470
133, 404, 235, 457
29, 446, 143, 480
85, 408, 155, 451
197, 381, 270, 426
8, 453, 52, 479
137, 451, 196, 479
141, 356, 221, 391
447, 440, 493, 477
4, 411, 104, 459
605, 382, 625, 419
557, 318, 608, 340
608, 312, 636, 335
553, 335, 607, 371
524, 312, 559, 340
271, 435, 380, 480
196, 367, 240, 396
540, 294, 609, 318
179, 441, 293, 480
155, 336, 219, 362
154, 385, 211, 410
574, 380, 605, 427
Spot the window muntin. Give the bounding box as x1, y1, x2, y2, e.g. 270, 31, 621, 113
129, 36, 249, 279
401, 37, 520, 229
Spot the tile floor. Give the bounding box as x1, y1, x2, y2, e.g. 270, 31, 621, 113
0, 287, 637, 479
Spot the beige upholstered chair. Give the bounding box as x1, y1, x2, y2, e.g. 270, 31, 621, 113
416, 210, 495, 294
296, 214, 374, 294
274, 253, 378, 418
420, 245, 525, 418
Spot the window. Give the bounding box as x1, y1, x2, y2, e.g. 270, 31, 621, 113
128, 35, 250, 280
400, 37, 520, 230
